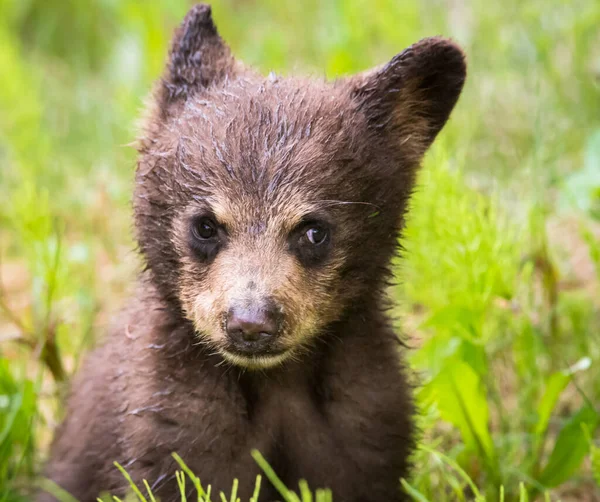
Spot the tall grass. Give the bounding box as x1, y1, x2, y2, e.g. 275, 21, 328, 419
0, 0, 599, 500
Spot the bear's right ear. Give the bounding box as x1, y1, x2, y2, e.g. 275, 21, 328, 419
158, 4, 238, 110
349, 37, 466, 164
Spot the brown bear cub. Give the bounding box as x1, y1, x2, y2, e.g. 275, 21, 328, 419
41, 4, 465, 501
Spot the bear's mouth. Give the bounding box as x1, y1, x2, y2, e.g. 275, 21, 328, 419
220, 347, 292, 369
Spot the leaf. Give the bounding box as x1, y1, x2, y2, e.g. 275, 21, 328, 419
582, 424, 600, 488
534, 371, 571, 437
535, 358, 591, 438
538, 405, 600, 488
431, 361, 498, 479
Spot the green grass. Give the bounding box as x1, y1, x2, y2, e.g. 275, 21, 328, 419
0, 0, 599, 500
35, 451, 557, 502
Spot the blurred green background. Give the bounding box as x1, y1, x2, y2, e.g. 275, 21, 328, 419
0, 0, 599, 500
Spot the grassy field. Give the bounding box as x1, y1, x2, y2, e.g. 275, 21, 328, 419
1, 0, 599, 500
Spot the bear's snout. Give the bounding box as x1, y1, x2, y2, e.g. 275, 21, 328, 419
225, 301, 283, 355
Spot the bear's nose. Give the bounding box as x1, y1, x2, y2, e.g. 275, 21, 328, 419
225, 306, 281, 352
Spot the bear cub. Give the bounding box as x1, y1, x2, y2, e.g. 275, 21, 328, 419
41, 4, 466, 501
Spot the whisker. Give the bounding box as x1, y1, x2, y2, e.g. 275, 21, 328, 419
316, 199, 382, 211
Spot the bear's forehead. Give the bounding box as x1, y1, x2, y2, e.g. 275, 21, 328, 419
143, 77, 370, 226
163, 80, 364, 190
178, 77, 351, 133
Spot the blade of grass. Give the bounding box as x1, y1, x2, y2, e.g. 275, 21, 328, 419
400, 479, 431, 502
229, 479, 238, 502
113, 461, 148, 502
177, 470, 187, 502
420, 445, 483, 500
249, 475, 262, 502
298, 480, 312, 502
172, 452, 207, 499
37, 479, 80, 502
142, 480, 157, 502
252, 449, 300, 502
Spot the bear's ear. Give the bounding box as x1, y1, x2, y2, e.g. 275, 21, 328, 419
350, 37, 466, 163
158, 4, 238, 109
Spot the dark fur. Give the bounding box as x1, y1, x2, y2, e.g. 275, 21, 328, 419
40, 4, 466, 501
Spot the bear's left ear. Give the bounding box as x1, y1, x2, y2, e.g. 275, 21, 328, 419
350, 37, 466, 163
158, 4, 240, 111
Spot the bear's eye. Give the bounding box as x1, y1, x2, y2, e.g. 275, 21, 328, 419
188, 215, 224, 263
289, 220, 332, 267
192, 217, 217, 240
305, 226, 328, 245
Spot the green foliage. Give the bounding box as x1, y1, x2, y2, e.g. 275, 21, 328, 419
42, 453, 325, 502
584, 424, 600, 487
537, 405, 599, 488
0, 359, 37, 502
403, 160, 600, 500
1, 0, 599, 501
431, 361, 499, 484
251, 450, 332, 502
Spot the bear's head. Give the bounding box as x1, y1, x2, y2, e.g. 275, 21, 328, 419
134, 4, 466, 369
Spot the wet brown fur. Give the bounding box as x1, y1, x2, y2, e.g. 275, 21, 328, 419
40, 4, 466, 501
